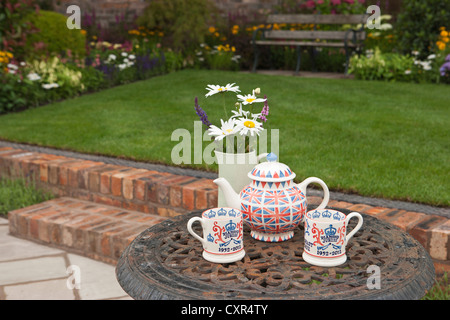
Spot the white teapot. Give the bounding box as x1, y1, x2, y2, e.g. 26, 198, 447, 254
214, 153, 330, 242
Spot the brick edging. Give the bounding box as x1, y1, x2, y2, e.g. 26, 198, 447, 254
1, 146, 448, 269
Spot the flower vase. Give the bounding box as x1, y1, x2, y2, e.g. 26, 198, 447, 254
215, 150, 268, 208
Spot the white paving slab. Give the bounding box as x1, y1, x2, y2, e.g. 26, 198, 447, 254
0, 225, 64, 262
67, 254, 130, 300
3, 279, 76, 300
0, 256, 68, 286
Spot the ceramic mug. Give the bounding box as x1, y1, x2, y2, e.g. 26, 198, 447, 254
187, 207, 245, 263
303, 209, 363, 267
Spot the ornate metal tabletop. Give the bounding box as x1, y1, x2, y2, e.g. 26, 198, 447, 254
116, 208, 435, 300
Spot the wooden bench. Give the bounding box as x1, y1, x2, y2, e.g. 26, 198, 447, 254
251, 14, 368, 74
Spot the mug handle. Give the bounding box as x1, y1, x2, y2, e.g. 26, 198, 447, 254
345, 212, 363, 244
297, 177, 330, 210
187, 217, 205, 245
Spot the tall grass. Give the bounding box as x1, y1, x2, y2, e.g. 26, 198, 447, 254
0, 177, 54, 216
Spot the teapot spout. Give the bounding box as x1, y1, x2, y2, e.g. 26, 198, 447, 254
213, 177, 241, 209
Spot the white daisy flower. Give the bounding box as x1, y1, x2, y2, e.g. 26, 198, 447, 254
207, 118, 237, 141
205, 83, 241, 97
230, 104, 250, 119
237, 90, 266, 105
27, 73, 41, 81
234, 118, 263, 136
42, 83, 59, 90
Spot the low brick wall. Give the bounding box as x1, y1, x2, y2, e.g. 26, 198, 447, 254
1, 146, 449, 273
0, 147, 217, 218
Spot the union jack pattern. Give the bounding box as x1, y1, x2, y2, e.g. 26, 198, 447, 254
240, 185, 307, 242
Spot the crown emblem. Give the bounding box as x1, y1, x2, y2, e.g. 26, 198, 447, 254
312, 210, 321, 219
217, 208, 227, 216
322, 210, 332, 219
333, 212, 341, 221
225, 220, 237, 231
324, 224, 337, 237
228, 209, 237, 217
207, 233, 214, 242
207, 209, 216, 218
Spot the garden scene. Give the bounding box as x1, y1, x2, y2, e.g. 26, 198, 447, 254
0, 0, 449, 301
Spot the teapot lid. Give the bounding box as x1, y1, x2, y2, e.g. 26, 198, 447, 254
248, 153, 296, 182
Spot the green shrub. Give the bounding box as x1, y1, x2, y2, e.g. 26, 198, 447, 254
138, 0, 219, 53
395, 0, 450, 59
25, 10, 86, 59
349, 47, 443, 83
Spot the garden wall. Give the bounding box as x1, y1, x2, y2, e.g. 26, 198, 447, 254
51, 0, 404, 29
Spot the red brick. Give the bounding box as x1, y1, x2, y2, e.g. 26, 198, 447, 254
409, 215, 448, 251
68, 161, 101, 188
110, 169, 140, 197
388, 211, 427, 231
143, 172, 173, 202
88, 165, 120, 193
327, 201, 354, 209
346, 203, 374, 213
98, 166, 126, 193
361, 206, 387, 216
429, 220, 450, 260
207, 190, 218, 208
157, 175, 195, 205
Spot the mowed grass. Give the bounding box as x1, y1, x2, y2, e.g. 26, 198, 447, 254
0, 69, 448, 206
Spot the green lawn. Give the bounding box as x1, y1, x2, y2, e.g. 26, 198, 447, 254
0, 69, 448, 206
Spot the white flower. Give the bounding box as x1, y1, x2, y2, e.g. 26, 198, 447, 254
128, 54, 135, 60
379, 23, 392, 31
427, 54, 436, 60
234, 118, 263, 136
237, 90, 266, 105
118, 63, 127, 70
230, 104, 250, 119
27, 73, 41, 81
7, 63, 18, 70
205, 83, 241, 97
411, 51, 419, 56
404, 70, 411, 75
207, 118, 238, 141
121, 52, 128, 57
42, 83, 59, 90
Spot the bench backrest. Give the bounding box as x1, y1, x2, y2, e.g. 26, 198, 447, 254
264, 14, 367, 41
267, 14, 368, 25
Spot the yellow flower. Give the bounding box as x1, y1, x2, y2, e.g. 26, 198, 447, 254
441, 30, 449, 37
80, 29, 87, 35
443, 37, 449, 43
209, 26, 216, 33
436, 41, 446, 50
0, 57, 4, 63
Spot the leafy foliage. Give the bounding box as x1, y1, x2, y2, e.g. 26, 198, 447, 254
395, 0, 450, 59
0, 0, 38, 59
25, 10, 86, 59
138, 0, 219, 53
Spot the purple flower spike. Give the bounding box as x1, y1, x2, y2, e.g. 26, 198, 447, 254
440, 61, 450, 76
194, 97, 211, 127
259, 95, 269, 123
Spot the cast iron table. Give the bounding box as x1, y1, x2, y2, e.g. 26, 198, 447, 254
116, 208, 435, 300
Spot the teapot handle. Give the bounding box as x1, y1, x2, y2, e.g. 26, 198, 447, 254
297, 177, 330, 210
